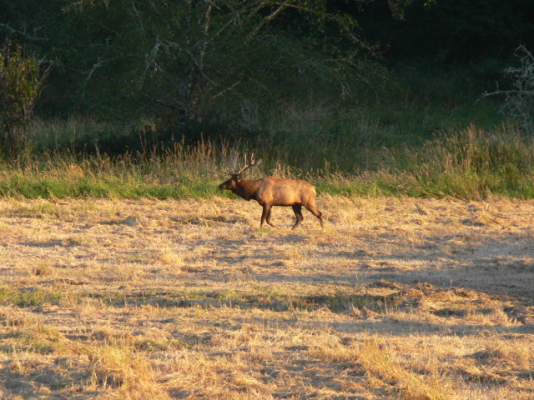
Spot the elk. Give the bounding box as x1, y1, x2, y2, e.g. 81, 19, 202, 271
219, 156, 323, 229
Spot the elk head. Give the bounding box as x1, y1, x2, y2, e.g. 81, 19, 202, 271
219, 155, 262, 190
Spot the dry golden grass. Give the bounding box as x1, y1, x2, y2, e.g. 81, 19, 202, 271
0, 196, 533, 399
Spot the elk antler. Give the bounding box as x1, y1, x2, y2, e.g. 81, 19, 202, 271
230, 154, 262, 176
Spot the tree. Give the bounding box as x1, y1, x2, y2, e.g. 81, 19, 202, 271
0, 0, 423, 137
0, 41, 50, 156
58, 0, 380, 123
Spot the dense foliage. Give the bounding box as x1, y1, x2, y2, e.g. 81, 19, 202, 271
1, 0, 531, 130
2, 1, 379, 121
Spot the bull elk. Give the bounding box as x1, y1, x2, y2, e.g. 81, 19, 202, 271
219, 156, 323, 229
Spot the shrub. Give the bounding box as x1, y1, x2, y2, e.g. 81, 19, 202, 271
0, 41, 51, 157
484, 45, 534, 135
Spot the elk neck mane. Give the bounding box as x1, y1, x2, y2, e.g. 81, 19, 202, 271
233, 178, 262, 201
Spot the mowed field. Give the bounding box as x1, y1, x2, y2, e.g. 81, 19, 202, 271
0, 196, 533, 399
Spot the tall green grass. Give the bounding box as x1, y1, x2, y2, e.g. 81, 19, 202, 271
1, 116, 533, 200
393, 125, 534, 198
1, 135, 242, 199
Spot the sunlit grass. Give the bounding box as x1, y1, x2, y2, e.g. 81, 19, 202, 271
2, 117, 534, 200
1, 196, 533, 398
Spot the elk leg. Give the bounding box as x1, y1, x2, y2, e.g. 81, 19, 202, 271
305, 204, 324, 227
292, 205, 304, 229
260, 204, 268, 227
261, 204, 276, 227
266, 205, 276, 227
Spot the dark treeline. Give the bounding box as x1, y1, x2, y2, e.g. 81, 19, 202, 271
1, 0, 533, 156
357, 0, 534, 62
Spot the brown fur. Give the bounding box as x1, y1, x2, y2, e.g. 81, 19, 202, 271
219, 176, 323, 229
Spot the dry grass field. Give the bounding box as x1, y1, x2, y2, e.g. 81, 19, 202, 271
0, 196, 533, 399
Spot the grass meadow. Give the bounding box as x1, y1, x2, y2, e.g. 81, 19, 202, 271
1, 72, 534, 398
0, 196, 533, 399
